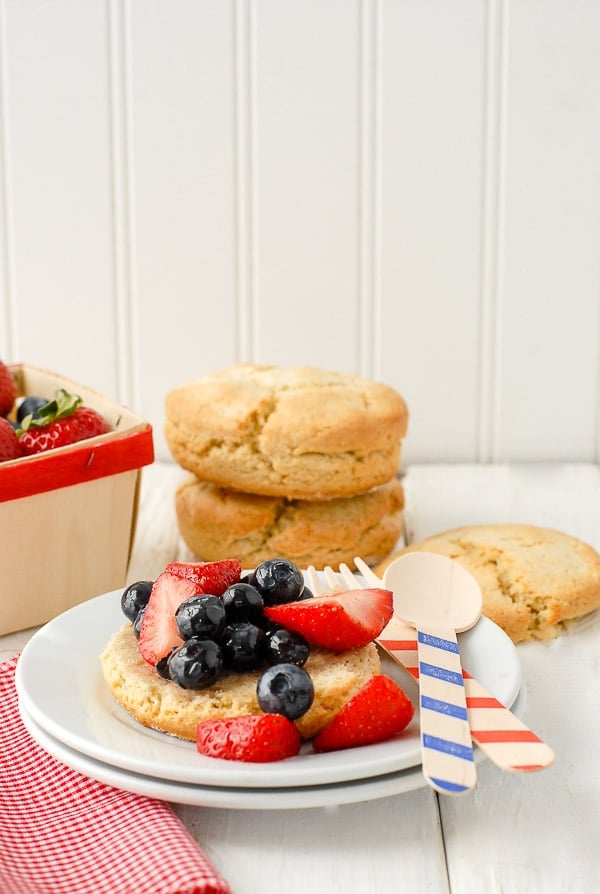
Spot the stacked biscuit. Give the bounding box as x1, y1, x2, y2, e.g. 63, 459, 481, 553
164, 364, 409, 570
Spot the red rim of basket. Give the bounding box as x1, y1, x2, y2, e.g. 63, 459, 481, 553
0, 425, 154, 502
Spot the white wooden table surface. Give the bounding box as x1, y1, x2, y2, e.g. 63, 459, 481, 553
3, 461, 599, 894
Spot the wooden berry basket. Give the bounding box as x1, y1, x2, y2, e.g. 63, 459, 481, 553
0, 364, 154, 635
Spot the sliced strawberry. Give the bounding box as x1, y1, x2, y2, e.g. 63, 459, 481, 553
196, 714, 301, 762
137, 571, 197, 665
165, 559, 242, 596
313, 675, 414, 753
263, 588, 393, 651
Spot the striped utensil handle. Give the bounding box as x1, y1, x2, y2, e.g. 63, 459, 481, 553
378, 615, 554, 773
413, 623, 477, 795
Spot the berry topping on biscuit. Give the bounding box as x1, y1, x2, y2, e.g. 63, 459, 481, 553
196, 714, 302, 763
137, 572, 197, 665
313, 675, 414, 753
263, 587, 393, 651
165, 559, 242, 595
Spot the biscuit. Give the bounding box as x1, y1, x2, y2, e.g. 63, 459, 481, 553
175, 476, 404, 570
100, 624, 381, 741
164, 364, 408, 500
375, 524, 600, 643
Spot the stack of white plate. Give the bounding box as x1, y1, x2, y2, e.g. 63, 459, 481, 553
15, 589, 522, 810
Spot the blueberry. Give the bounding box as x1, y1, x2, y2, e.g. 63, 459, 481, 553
256, 664, 314, 720
220, 622, 265, 671
155, 650, 176, 679
251, 559, 304, 606
17, 395, 49, 423
263, 628, 310, 667
260, 618, 284, 638
222, 583, 264, 622
175, 595, 226, 640
167, 639, 223, 689
121, 580, 154, 622
298, 585, 314, 601
132, 605, 146, 639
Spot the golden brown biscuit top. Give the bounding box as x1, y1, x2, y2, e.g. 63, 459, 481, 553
165, 364, 408, 452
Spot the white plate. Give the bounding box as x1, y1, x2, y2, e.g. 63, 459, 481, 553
15, 588, 521, 789
17, 702, 438, 809
19, 696, 522, 810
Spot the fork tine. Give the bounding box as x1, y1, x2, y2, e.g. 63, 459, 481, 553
354, 556, 383, 587
323, 566, 339, 591
338, 563, 361, 590
307, 562, 380, 598
306, 565, 321, 595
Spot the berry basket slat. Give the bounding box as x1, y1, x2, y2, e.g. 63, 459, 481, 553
0, 364, 154, 635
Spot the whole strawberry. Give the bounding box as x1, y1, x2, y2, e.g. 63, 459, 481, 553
196, 714, 302, 762
0, 417, 22, 462
0, 360, 17, 416
17, 388, 110, 456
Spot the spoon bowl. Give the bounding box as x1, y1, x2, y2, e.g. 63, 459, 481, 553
384, 551, 482, 633
382, 551, 483, 796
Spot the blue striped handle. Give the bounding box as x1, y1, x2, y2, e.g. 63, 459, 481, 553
416, 627, 476, 795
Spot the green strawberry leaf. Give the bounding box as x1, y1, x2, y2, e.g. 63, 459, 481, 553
16, 389, 82, 434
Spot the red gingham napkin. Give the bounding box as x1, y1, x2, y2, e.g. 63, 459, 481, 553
0, 655, 231, 894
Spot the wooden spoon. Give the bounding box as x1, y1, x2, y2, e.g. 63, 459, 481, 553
351, 557, 554, 775
383, 551, 482, 795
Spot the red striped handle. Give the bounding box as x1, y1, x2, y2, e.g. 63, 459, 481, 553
378, 616, 554, 773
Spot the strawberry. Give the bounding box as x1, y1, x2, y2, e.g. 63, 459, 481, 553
17, 388, 109, 456
0, 417, 22, 462
165, 559, 242, 596
313, 675, 414, 753
196, 714, 301, 762
263, 588, 394, 651
137, 571, 198, 665
0, 360, 17, 416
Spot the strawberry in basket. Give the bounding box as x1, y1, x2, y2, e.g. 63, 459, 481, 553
0, 359, 17, 417
0, 417, 22, 462
17, 388, 110, 456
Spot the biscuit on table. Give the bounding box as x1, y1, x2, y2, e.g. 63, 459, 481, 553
375, 523, 600, 643
175, 476, 405, 571
164, 364, 408, 500
100, 624, 381, 741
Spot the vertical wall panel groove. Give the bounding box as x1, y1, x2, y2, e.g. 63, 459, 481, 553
497, 0, 600, 461
477, 0, 508, 463
107, 0, 138, 409
595, 298, 600, 463
358, 0, 383, 381
357, 0, 379, 379
594, 249, 600, 462
233, 0, 258, 363
379, 0, 486, 464
0, 0, 17, 358
372, 0, 383, 382
127, 0, 237, 459
252, 1, 359, 371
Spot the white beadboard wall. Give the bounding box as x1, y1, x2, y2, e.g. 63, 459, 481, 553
1, 0, 600, 467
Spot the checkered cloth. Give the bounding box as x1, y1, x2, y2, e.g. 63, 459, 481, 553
0, 655, 231, 894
